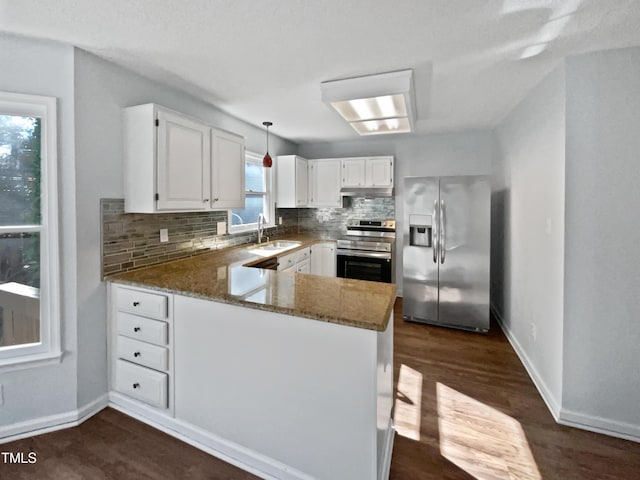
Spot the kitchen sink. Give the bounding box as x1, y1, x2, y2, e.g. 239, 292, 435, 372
247, 240, 301, 257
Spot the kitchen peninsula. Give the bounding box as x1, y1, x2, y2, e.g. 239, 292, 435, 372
106, 236, 396, 480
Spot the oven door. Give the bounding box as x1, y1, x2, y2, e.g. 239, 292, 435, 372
336, 250, 393, 283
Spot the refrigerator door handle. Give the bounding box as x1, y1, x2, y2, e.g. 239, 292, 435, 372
433, 199, 439, 263
440, 199, 446, 264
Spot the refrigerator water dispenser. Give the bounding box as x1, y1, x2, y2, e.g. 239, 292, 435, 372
409, 214, 432, 247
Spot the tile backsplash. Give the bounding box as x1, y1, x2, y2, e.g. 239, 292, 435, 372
297, 197, 396, 235
101, 196, 395, 277
101, 199, 297, 277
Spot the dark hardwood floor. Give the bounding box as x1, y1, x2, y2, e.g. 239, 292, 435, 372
2, 298, 639, 479
389, 299, 640, 479
0, 407, 260, 480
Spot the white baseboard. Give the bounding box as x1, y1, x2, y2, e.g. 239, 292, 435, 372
379, 420, 395, 480
491, 304, 561, 419
0, 394, 108, 444
492, 304, 640, 443
109, 392, 315, 480
559, 408, 640, 443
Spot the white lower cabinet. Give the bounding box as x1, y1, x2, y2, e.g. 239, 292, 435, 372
296, 259, 310, 274
115, 359, 168, 409
117, 312, 169, 345
110, 284, 173, 413
277, 246, 311, 273
108, 278, 393, 479
310, 242, 337, 277
117, 336, 169, 371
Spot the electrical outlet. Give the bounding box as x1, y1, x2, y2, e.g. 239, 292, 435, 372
530, 323, 537, 342
279, 217, 283, 225
217, 221, 227, 235
159, 228, 169, 243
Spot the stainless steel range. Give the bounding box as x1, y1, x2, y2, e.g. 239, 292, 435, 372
336, 219, 395, 283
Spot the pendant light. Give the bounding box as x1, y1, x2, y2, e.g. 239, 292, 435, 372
262, 121, 273, 168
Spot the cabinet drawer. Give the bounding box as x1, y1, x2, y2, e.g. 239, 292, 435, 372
115, 359, 168, 409
296, 259, 310, 274
278, 252, 297, 271
117, 312, 168, 346
117, 335, 169, 371
295, 247, 311, 263
117, 287, 167, 320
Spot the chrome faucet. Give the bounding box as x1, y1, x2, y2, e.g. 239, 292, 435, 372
257, 213, 266, 244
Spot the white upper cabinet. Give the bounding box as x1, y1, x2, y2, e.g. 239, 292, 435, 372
123, 104, 245, 213
341, 156, 394, 189
309, 159, 342, 207
342, 158, 366, 187
156, 109, 211, 211
366, 156, 394, 187
276, 155, 308, 208
211, 128, 245, 210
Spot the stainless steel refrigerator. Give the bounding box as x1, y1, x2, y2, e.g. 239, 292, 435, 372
402, 176, 490, 332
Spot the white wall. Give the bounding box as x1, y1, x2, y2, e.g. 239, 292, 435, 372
562, 47, 640, 437
73, 49, 297, 406
298, 131, 498, 294
0, 34, 78, 430
494, 65, 566, 414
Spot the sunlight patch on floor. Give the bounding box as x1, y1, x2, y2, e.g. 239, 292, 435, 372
394, 364, 423, 440
437, 382, 542, 480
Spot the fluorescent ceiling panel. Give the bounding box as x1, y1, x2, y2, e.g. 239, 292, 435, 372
350, 117, 411, 135
321, 70, 415, 135
330, 94, 408, 122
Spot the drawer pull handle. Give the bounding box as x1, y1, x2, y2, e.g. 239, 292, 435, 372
133, 301, 140, 307
134, 352, 141, 357
134, 327, 141, 332
133, 383, 140, 389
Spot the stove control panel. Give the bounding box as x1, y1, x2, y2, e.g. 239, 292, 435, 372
347, 219, 395, 229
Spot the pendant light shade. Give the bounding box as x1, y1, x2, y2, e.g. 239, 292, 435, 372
262, 121, 273, 168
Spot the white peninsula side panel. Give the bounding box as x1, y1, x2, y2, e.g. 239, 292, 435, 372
173, 296, 393, 480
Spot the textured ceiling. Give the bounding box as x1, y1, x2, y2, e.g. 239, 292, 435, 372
1, 0, 640, 143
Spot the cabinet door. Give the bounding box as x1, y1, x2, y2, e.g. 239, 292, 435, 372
296, 259, 311, 274
211, 129, 245, 210
157, 109, 211, 211
309, 159, 341, 207
311, 242, 337, 277
342, 159, 366, 187
366, 157, 393, 187
295, 157, 308, 206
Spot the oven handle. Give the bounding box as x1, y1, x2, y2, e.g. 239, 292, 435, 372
336, 249, 392, 260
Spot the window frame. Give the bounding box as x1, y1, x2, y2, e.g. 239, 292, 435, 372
228, 151, 275, 234
0, 92, 61, 371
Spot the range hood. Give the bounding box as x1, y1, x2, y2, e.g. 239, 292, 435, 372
340, 187, 394, 198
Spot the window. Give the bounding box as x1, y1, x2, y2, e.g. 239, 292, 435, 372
229, 151, 274, 233
0, 92, 60, 369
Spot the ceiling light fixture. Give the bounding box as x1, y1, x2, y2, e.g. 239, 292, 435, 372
262, 121, 273, 168
321, 69, 415, 136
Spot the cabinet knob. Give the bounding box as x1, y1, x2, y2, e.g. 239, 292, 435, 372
203, 198, 210, 202
134, 352, 141, 357
134, 327, 141, 332
133, 383, 140, 389
213, 198, 219, 202
132, 301, 140, 306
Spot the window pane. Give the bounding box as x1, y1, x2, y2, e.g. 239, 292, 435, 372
245, 162, 265, 192
0, 115, 41, 226
0, 232, 40, 348
231, 194, 266, 226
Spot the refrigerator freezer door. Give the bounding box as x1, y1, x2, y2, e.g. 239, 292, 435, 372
438, 176, 491, 331
403, 177, 439, 323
